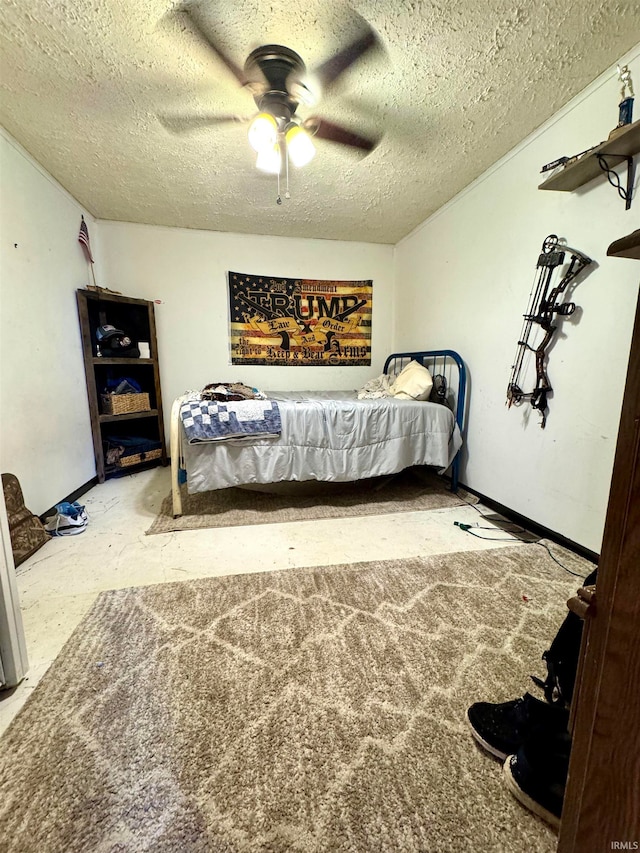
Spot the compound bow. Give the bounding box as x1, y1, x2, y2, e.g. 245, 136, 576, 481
507, 234, 593, 428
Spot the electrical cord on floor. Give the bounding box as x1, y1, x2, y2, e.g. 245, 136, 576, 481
452, 521, 589, 579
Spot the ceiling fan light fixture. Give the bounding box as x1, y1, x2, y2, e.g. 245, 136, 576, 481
248, 112, 278, 153
255, 142, 282, 174
285, 124, 316, 168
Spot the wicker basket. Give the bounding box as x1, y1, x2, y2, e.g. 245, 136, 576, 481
101, 392, 150, 415
117, 448, 162, 468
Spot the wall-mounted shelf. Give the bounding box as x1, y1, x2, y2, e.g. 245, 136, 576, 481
607, 229, 640, 260
539, 119, 640, 210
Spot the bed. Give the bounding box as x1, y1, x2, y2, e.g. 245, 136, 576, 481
170, 349, 467, 518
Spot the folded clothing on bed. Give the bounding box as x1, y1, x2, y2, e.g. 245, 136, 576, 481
180, 398, 281, 444
201, 382, 267, 402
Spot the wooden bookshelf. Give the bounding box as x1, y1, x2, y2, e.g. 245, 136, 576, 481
77, 289, 167, 482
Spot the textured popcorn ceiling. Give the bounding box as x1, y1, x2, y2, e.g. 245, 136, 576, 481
1, 1, 638, 244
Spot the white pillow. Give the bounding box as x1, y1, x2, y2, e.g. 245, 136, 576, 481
389, 360, 434, 401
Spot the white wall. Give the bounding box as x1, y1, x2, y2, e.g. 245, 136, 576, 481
96, 221, 395, 438
0, 131, 97, 515
395, 47, 640, 552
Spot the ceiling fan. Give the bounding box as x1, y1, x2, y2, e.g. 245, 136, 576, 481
159, 5, 383, 186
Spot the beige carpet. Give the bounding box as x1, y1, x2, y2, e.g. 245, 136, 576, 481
147, 468, 475, 534
0, 544, 592, 852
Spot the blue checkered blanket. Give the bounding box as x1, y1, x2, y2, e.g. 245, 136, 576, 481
180, 398, 281, 444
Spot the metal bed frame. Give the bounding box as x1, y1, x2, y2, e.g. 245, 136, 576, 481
383, 349, 467, 492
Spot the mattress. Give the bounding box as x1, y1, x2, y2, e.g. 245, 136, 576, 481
182, 390, 462, 493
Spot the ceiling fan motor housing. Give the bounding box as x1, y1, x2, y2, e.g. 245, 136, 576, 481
245, 45, 307, 126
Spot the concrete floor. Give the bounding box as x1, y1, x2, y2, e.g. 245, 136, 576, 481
0, 466, 523, 735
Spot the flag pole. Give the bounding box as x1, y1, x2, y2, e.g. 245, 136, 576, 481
89, 258, 99, 291
78, 215, 101, 293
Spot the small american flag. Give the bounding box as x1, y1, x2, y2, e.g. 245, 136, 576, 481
78, 215, 94, 263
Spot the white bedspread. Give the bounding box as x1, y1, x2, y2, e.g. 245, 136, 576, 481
182, 390, 462, 493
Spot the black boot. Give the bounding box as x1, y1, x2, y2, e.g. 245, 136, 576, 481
503, 726, 572, 828
466, 692, 569, 761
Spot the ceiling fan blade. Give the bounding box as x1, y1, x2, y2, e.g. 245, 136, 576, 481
178, 5, 249, 88
158, 113, 250, 134
303, 117, 380, 152
311, 25, 379, 90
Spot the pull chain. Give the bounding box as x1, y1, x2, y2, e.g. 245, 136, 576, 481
285, 146, 291, 199
275, 138, 292, 205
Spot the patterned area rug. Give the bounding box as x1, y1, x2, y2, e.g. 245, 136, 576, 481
0, 544, 592, 853
147, 467, 475, 534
